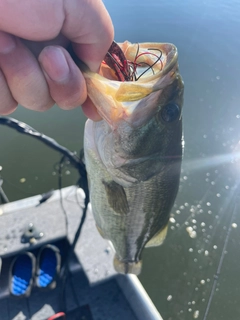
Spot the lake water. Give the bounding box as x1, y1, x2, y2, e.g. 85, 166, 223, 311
1, 0, 240, 319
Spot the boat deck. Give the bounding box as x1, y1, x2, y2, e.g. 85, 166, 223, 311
0, 186, 163, 320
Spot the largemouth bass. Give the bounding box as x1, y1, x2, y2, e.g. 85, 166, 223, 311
82, 41, 184, 275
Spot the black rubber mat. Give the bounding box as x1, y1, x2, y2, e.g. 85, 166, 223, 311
66, 305, 93, 320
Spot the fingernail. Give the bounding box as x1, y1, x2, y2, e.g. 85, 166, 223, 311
39, 47, 70, 82
0, 32, 16, 54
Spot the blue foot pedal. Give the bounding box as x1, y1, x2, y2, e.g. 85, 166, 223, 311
10, 252, 35, 297
36, 244, 61, 289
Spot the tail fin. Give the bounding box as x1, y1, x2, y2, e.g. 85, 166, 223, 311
113, 255, 142, 275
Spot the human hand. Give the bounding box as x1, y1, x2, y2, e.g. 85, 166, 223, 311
0, 0, 114, 120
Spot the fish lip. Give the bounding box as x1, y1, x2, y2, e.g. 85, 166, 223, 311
133, 42, 179, 83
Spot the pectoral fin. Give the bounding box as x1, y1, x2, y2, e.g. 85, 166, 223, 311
145, 224, 169, 248
102, 180, 129, 215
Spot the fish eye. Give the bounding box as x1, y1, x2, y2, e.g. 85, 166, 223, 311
160, 103, 180, 123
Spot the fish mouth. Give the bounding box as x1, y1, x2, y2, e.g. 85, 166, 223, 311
82, 42, 179, 127
101, 41, 178, 83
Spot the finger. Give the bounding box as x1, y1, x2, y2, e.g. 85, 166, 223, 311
82, 97, 102, 121
63, 0, 114, 72
0, 69, 17, 115
39, 46, 87, 110
0, 0, 64, 40
0, 0, 114, 118
0, 0, 114, 72
21, 33, 70, 58
0, 31, 53, 111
